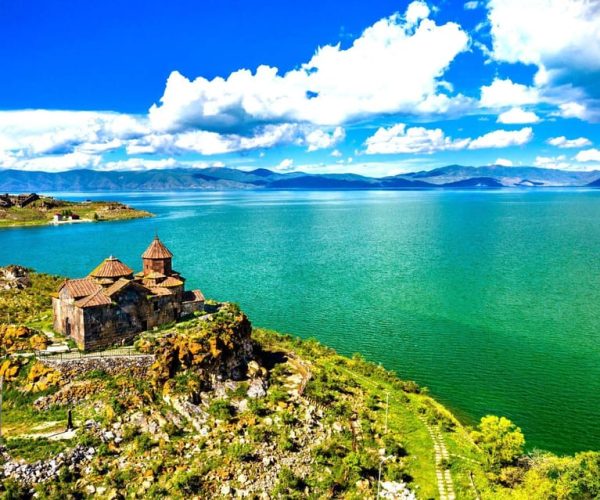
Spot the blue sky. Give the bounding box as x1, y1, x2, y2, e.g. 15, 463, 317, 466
1, 0, 599, 176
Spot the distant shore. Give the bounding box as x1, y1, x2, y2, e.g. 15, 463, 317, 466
0, 193, 153, 228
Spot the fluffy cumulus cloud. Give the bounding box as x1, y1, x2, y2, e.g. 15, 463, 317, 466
468, 127, 532, 149
558, 102, 588, 120
535, 155, 571, 169
494, 158, 513, 166
0, 110, 147, 156
547, 136, 591, 148
277, 158, 294, 171
365, 124, 533, 154
575, 148, 600, 162
149, 2, 470, 131
126, 123, 342, 156
0, 110, 149, 171
0, 152, 102, 172
486, 0, 600, 120
480, 78, 539, 108
305, 127, 345, 152
487, 0, 600, 75
365, 124, 469, 154
497, 107, 540, 124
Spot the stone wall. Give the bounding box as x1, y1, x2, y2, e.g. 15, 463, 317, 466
40, 355, 155, 382
181, 299, 205, 317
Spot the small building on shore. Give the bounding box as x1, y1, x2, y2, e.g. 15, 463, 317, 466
52, 236, 205, 351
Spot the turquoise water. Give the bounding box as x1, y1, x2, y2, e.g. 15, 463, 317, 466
1, 190, 599, 454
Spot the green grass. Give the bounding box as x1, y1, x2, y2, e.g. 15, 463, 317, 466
0, 197, 152, 228
5, 436, 75, 462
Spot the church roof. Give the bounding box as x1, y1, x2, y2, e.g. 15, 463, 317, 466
60, 278, 102, 299
89, 256, 134, 279
75, 289, 113, 308
104, 278, 132, 297
144, 271, 166, 280
142, 236, 173, 259
161, 276, 184, 287
183, 289, 205, 303
149, 287, 172, 296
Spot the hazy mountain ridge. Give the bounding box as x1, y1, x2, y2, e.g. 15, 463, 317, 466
1, 165, 600, 191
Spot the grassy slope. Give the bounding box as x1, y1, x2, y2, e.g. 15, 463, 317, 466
1, 272, 598, 498
0, 197, 152, 228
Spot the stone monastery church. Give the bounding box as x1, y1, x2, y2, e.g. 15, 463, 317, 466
52, 236, 205, 350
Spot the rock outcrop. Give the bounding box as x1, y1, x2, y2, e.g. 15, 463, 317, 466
0, 265, 31, 290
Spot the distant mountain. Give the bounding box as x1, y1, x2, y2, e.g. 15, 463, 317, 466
403, 164, 600, 187
441, 177, 503, 188
2, 165, 600, 192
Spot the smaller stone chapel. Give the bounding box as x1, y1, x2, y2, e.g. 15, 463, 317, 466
52, 236, 205, 351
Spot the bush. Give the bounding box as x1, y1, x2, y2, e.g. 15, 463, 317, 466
273, 467, 306, 497
135, 433, 154, 452
171, 469, 204, 494
472, 415, 525, 470
227, 442, 254, 462
207, 399, 233, 420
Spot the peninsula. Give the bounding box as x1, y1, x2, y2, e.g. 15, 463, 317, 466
0, 193, 152, 228
0, 263, 597, 498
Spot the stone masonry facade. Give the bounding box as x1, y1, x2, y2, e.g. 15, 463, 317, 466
52, 236, 205, 351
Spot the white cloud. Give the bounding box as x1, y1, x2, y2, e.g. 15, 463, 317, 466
575, 148, 600, 162
486, 0, 600, 121
534, 155, 570, 169
405, 1, 430, 26
0, 152, 102, 172
558, 102, 587, 120
497, 107, 540, 124
480, 78, 539, 108
365, 123, 469, 154
468, 127, 533, 149
494, 158, 513, 166
365, 124, 533, 154
547, 136, 591, 148
0, 110, 146, 153
149, 3, 469, 131
126, 123, 337, 156
305, 127, 345, 152
331, 149, 343, 157
487, 0, 600, 74
277, 158, 294, 171
100, 158, 178, 171
464, 1, 479, 10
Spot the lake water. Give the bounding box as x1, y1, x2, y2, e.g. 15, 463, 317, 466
1, 189, 599, 454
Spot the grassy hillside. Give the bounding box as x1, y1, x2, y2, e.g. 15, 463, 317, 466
0, 196, 152, 228
0, 270, 598, 499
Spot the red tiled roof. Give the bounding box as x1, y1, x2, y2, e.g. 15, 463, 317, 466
89, 256, 133, 278
149, 287, 172, 296
75, 289, 113, 308
104, 278, 132, 297
59, 278, 102, 299
142, 237, 173, 259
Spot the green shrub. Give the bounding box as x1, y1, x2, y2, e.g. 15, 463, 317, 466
207, 399, 233, 420
273, 467, 306, 497
227, 442, 254, 462
135, 433, 154, 452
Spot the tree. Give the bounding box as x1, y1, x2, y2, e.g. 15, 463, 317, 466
472, 415, 525, 469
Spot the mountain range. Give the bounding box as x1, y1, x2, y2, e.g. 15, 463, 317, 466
1, 165, 600, 192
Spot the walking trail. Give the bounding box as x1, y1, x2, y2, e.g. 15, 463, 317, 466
420, 417, 456, 500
